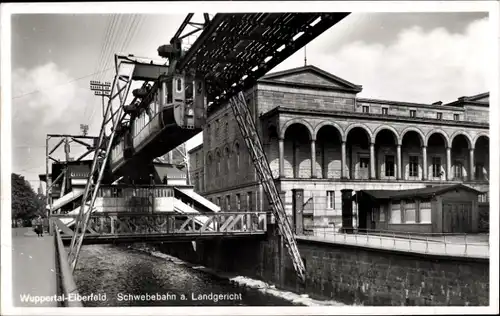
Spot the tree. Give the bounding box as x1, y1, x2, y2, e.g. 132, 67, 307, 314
11, 173, 46, 221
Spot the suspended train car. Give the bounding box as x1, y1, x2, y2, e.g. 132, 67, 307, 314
109, 72, 206, 178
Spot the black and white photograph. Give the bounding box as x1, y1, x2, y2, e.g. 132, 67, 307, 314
1, 1, 498, 315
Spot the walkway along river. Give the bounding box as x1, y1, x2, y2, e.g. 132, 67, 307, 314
71, 244, 305, 307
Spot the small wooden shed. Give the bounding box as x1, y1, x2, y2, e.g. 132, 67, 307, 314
353, 184, 483, 234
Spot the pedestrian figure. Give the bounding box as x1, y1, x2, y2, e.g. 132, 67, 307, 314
43, 216, 49, 234
34, 215, 43, 237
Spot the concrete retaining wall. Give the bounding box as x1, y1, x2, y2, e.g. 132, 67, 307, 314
157, 227, 489, 306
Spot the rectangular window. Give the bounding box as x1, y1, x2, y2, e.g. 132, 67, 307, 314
362, 106, 369, 113
327, 191, 335, 209
454, 114, 460, 121
454, 161, 463, 179
236, 194, 241, 211
390, 203, 401, 224
226, 195, 231, 211
437, 112, 443, 120
404, 201, 416, 223
385, 155, 395, 177
419, 201, 432, 223
247, 192, 253, 211
432, 157, 441, 178
410, 110, 416, 118
409, 156, 419, 177
382, 107, 388, 115
379, 204, 386, 222
217, 197, 221, 206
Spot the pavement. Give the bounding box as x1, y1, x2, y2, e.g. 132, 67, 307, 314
11, 227, 59, 307
300, 229, 489, 259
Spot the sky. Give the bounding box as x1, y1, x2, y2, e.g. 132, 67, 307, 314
7, 11, 490, 188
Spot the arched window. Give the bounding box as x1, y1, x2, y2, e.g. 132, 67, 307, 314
206, 124, 211, 146
207, 154, 212, 178
225, 147, 230, 174
235, 143, 240, 170
216, 151, 221, 176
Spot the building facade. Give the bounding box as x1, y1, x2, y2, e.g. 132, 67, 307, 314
188, 65, 489, 227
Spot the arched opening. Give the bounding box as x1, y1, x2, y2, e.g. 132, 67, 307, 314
206, 154, 213, 187
216, 150, 221, 177
375, 129, 398, 180
427, 133, 448, 181
234, 142, 240, 171
401, 131, 423, 180
474, 136, 489, 181
266, 125, 280, 178
224, 147, 231, 175
346, 127, 371, 179
451, 134, 471, 181
283, 123, 311, 178
316, 125, 342, 178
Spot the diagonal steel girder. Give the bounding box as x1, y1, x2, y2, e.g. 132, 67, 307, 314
67, 56, 136, 270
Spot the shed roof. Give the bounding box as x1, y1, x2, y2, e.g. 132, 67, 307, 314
353, 184, 483, 201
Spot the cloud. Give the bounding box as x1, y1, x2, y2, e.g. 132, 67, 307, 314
12, 62, 100, 185
273, 17, 489, 104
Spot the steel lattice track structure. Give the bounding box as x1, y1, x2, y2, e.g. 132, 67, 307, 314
65, 12, 351, 282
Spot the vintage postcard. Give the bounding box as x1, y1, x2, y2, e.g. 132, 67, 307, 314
1, 1, 498, 315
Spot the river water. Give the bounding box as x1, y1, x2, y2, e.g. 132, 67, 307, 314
72, 244, 294, 306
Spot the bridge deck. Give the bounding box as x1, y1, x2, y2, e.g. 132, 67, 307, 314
12, 228, 59, 307
60, 231, 266, 245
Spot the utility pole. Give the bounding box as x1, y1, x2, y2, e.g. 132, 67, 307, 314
90, 81, 111, 120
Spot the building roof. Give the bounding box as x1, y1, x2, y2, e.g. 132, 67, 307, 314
258, 64, 363, 93
443, 92, 489, 107
188, 143, 203, 154
353, 184, 483, 201
466, 92, 489, 102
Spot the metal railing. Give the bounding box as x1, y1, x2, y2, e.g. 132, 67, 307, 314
301, 226, 489, 259
53, 223, 83, 307
52, 211, 268, 238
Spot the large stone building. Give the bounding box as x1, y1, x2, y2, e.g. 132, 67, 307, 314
188, 65, 489, 227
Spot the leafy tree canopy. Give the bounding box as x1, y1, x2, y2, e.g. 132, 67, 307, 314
11, 173, 46, 221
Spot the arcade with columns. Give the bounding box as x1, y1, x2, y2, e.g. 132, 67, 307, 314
189, 65, 489, 222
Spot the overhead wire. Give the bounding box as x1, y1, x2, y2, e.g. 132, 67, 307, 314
88, 14, 144, 128
86, 14, 128, 128
84, 14, 119, 122
11, 68, 114, 100
87, 15, 129, 127
84, 14, 116, 120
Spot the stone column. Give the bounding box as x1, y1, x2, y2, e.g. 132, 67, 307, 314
446, 147, 452, 181
278, 138, 285, 178
311, 139, 317, 178
341, 141, 346, 179
370, 142, 376, 179
469, 148, 475, 181
422, 146, 427, 180
397, 144, 402, 180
